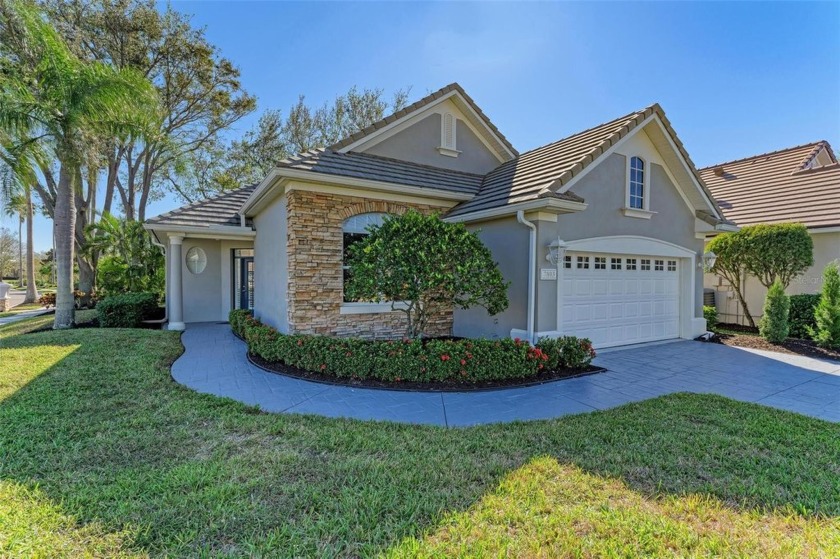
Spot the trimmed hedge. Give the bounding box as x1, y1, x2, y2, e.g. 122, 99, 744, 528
230, 310, 596, 384
97, 292, 158, 328
789, 294, 820, 340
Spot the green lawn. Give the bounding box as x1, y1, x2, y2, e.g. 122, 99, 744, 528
0, 314, 838, 557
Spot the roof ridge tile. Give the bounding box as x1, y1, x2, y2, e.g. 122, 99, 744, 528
699, 141, 828, 171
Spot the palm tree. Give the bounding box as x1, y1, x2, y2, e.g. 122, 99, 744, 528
0, 1, 157, 328
0, 177, 39, 303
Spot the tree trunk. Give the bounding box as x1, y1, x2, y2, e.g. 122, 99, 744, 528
733, 279, 756, 328
18, 216, 23, 286
77, 256, 94, 297
53, 165, 76, 329
23, 188, 38, 304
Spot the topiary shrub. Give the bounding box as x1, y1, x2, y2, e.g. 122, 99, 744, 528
788, 294, 820, 340
703, 305, 718, 331
229, 310, 596, 384
809, 263, 840, 349
344, 210, 509, 339
759, 280, 790, 343
97, 292, 158, 328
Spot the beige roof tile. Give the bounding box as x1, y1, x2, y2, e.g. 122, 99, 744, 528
145, 185, 257, 228
700, 141, 840, 229
448, 103, 722, 219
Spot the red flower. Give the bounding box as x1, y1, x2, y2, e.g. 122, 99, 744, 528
441, 354, 450, 361
460, 359, 466, 366
320, 364, 327, 370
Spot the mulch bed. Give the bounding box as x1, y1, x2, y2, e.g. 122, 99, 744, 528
701, 325, 840, 362
248, 352, 605, 393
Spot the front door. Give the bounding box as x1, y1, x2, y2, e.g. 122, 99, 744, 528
238, 256, 254, 310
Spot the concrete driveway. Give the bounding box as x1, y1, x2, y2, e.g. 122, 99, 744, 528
172, 323, 840, 427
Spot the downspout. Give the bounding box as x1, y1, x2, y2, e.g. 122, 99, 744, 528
516, 210, 537, 345
149, 230, 169, 322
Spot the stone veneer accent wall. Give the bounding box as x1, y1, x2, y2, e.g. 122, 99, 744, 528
285, 190, 453, 338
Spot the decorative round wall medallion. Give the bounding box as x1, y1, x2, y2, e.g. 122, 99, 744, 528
185, 246, 207, 275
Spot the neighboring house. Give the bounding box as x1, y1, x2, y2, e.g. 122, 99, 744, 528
701, 141, 840, 325
145, 83, 732, 349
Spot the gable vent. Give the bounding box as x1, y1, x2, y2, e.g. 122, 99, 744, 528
438, 112, 460, 157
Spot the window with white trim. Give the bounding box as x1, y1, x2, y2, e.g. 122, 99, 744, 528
629, 156, 645, 209
564, 255, 572, 269
342, 213, 387, 302
641, 259, 651, 271
576, 255, 590, 269
626, 258, 637, 270
655, 259, 664, 271
667, 260, 677, 272
611, 257, 622, 270
594, 256, 606, 270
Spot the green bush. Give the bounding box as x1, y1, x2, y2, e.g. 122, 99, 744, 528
229, 310, 596, 384
703, 305, 718, 331
97, 292, 158, 328
809, 263, 840, 349
788, 294, 820, 340
759, 280, 790, 343
536, 336, 596, 369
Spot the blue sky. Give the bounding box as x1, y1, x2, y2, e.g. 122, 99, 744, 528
7, 1, 839, 252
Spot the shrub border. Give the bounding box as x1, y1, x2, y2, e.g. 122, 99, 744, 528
245, 350, 606, 393
230, 310, 606, 393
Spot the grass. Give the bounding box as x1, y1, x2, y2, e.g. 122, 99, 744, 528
0, 315, 838, 557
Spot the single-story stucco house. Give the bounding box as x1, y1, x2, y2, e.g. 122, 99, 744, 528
144, 83, 734, 349
701, 141, 840, 324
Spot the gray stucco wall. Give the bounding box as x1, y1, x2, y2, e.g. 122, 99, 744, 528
364, 113, 502, 175
452, 152, 705, 338
453, 216, 529, 338
253, 195, 289, 332
543, 153, 704, 328
182, 238, 222, 323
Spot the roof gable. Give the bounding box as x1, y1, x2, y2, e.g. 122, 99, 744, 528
700, 141, 840, 229
448, 104, 726, 222
331, 83, 517, 163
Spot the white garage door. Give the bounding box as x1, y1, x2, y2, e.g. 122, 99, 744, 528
561, 253, 680, 348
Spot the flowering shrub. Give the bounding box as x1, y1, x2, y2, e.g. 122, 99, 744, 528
38, 293, 56, 308
536, 336, 597, 370
230, 310, 596, 384
38, 290, 100, 309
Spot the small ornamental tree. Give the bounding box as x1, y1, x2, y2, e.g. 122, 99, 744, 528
759, 279, 790, 343
707, 231, 755, 327
809, 262, 840, 349
344, 210, 510, 338
741, 223, 813, 289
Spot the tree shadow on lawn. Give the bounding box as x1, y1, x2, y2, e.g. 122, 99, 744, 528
0, 326, 839, 557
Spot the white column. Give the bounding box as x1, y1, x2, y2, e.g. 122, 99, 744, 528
168, 234, 186, 331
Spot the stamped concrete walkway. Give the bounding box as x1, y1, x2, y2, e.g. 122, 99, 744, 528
172, 323, 840, 427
